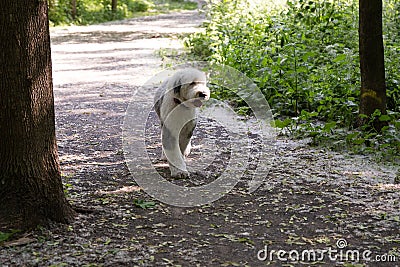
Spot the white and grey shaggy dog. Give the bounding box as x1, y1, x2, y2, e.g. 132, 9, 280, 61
154, 68, 210, 178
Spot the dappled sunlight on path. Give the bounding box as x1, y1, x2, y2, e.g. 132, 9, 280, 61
50, 10, 205, 186
51, 10, 203, 86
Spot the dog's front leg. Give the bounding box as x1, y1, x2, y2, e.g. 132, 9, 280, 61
162, 126, 189, 178
180, 119, 196, 157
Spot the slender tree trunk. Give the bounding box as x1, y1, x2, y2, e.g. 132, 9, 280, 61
358, 0, 387, 131
71, 0, 77, 20
0, 0, 75, 230
112, 0, 118, 12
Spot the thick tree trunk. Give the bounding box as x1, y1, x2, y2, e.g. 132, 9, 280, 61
0, 0, 75, 230
358, 0, 387, 131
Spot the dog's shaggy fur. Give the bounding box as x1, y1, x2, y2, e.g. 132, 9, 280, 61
154, 68, 210, 178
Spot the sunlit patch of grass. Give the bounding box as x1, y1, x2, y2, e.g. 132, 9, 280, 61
49, 0, 198, 26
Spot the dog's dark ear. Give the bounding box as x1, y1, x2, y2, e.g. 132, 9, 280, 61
154, 94, 163, 118
173, 79, 181, 94
173, 85, 181, 94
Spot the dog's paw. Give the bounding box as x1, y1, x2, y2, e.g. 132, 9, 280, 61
183, 148, 191, 158
170, 169, 189, 179
183, 142, 192, 157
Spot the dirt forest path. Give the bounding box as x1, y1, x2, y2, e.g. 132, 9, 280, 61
1, 8, 400, 267
49, 10, 205, 181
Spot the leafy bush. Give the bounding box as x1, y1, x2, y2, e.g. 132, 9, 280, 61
384, 0, 400, 113
185, 0, 399, 161
48, 0, 197, 25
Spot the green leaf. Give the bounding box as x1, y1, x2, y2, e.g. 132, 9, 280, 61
379, 114, 391, 122
333, 54, 346, 62
274, 118, 292, 129
237, 237, 254, 245
352, 138, 365, 145
301, 51, 316, 61
323, 121, 336, 132
0, 230, 19, 242
346, 132, 359, 140
134, 199, 156, 209
297, 66, 308, 73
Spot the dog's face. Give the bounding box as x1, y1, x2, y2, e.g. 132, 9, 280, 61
172, 69, 210, 108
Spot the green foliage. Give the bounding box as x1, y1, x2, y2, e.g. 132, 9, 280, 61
48, 0, 196, 26
185, 0, 400, 161
384, 0, 400, 113
0, 230, 20, 243
344, 110, 400, 160
49, 0, 152, 25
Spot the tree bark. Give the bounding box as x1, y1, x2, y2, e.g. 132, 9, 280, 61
112, 0, 118, 12
0, 0, 76, 230
358, 0, 387, 131
71, 0, 77, 20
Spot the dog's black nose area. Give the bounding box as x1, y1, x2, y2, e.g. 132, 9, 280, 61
197, 92, 207, 99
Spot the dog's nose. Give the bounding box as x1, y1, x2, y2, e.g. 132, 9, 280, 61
197, 92, 208, 99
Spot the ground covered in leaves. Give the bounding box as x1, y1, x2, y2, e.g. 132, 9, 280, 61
1, 8, 399, 267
